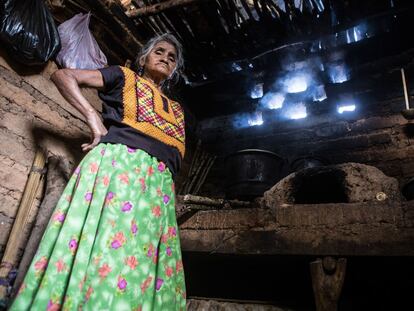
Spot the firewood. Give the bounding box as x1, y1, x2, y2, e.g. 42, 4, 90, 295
178, 194, 250, 207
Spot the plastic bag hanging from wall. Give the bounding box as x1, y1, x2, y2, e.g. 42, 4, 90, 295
0, 0, 61, 65
56, 13, 108, 70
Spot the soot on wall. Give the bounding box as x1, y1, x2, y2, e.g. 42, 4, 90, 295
291, 168, 348, 204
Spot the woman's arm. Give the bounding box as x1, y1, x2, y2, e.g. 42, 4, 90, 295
51, 69, 108, 152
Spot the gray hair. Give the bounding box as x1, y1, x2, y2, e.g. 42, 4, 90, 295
136, 33, 184, 89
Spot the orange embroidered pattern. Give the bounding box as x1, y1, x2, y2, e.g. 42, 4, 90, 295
120, 67, 185, 158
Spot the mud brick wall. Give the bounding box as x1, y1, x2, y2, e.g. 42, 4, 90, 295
0, 49, 196, 260
198, 97, 414, 198
0, 49, 104, 259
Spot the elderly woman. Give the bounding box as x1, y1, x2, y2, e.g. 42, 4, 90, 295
10, 34, 186, 311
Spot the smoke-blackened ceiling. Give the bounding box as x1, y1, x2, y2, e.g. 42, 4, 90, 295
49, 0, 414, 119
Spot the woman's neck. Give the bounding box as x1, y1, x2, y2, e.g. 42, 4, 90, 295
142, 73, 163, 90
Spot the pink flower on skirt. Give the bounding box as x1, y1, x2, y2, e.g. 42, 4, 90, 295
148, 166, 154, 176
47, 299, 60, 311
100, 148, 106, 155
118, 173, 129, 185
163, 194, 170, 204
74, 166, 80, 175
85, 192, 93, 202
161, 234, 168, 243
139, 178, 146, 192
118, 276, 127, 291
34, 256, 48, 272
158, 162, 166, 172
131, 220, 138, 235
141, 276, 152, 294
98, 263, 112, 279
168, 226, 177, 237
127, 147, 136, 153
176, 260, 183, 273
111, 232, 126, 249
125, 256, 138, 270
90, 162, 98, 173
53, 211, 65, 224
55, 258, 66, 273
165, 266, 173, 277
147, 244, 154, 257
166, 247, 172, 257
102, 175, 110, 186
105, 191, 115, 204
152, 205, 161, 217
121, 201, 133, 212
156, 278, 164, 291
69, 239, 78, 253
85, 286, 94, 300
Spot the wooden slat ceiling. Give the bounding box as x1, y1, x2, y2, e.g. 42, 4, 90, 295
49, 0, 414, 118
50, 0, 410, 82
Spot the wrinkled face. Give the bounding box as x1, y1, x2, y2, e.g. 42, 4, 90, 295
140, 41, 177, 83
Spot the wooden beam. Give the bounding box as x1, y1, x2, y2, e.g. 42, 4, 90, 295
84, 0, 144, 47
126, 0, 209, 18
179, 201, 414, 256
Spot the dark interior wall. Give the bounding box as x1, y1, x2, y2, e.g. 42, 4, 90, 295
197, 95, 414, 198
183, 253, 414, 311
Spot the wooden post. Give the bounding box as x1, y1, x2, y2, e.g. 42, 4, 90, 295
401, 68, 410, 110
0, 150, 46, 301
310, 257, 347, 311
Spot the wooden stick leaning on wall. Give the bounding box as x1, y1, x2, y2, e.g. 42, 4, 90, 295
178, 140, 216, 195
193, 155, 216, 195
0, 150, 46, 301
178, 139, 201, 194
12, 156, 72, 297
186, 152, 210, 193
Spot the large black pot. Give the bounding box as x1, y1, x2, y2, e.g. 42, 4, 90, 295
224, 149, 284, 200
290, 156, 329, 173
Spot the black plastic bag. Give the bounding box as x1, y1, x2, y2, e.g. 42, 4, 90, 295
0, 0, 61, 65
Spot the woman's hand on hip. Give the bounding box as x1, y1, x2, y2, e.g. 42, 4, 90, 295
82, 112, 108, 152
50, 68, 107, 152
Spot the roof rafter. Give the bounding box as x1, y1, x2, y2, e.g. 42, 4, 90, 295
126, 0, 211, 18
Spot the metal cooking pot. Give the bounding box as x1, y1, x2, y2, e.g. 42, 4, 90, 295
290, 156, 329, 173
224, 149, 285, 200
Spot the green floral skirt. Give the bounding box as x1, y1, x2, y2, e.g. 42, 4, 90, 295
10, 143, 186, 311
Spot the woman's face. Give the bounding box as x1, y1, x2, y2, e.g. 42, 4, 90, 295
140, 41, 177, 83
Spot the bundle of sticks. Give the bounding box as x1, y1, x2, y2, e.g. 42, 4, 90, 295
178, 140, 216, 195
